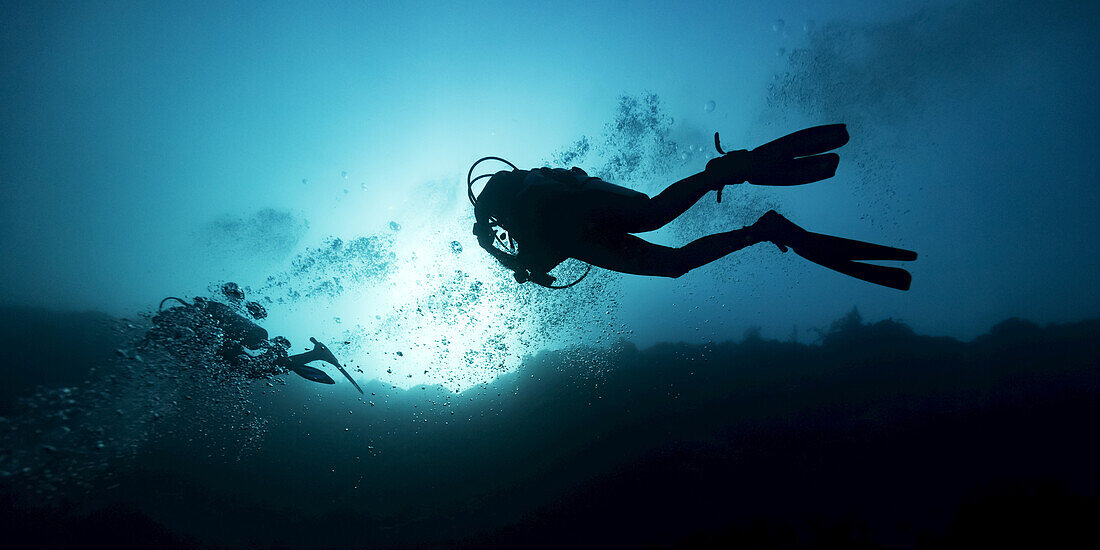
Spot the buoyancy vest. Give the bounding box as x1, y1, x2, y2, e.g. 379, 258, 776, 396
470, 164, 596, 289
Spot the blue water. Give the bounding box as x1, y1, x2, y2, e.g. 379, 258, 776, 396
1, 1, 1097, 547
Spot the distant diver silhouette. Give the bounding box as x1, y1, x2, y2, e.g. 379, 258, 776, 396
154, 296, 364, 393
468, 124, 916, 290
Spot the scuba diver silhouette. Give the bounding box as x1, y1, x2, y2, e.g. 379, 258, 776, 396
468, 124, 916, 291
153, 293, 364, 394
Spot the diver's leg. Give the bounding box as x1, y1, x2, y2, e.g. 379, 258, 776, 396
569, 228, 765, 278
609, 152, 752, 233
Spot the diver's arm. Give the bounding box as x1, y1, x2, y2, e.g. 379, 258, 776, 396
473, 221, 565, 285
517, 243, 565, 276
486, 243, 527, 273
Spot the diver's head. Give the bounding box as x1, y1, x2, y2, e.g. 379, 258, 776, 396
474, 169, 526, 225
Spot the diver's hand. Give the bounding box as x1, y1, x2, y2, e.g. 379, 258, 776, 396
512, 270, 556, 287
528, 271, 556, 287
474, 223, 497, 250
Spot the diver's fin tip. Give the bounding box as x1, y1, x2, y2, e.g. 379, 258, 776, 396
897, 271, 913, 291
287, 363, 337, 384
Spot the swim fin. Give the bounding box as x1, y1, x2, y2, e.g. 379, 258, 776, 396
278, 338, 364, 393
789, 231, 917, 262
748, 153, 840, 187
283, 362, 336, 384
757, 210, 916, 291
752, 124, 850, 160
307, 337, 364, 395
712, 124, 850, 191
790, 237, 915, 291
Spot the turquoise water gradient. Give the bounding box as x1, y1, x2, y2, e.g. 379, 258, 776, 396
2, 1, 1098, 388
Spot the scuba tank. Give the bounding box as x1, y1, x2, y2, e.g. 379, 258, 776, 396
467, 157, 592, 289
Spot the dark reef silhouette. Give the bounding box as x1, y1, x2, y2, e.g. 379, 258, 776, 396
0, 306, 1096, 549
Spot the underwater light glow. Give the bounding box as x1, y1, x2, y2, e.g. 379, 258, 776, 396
351, 242, 540, 392
252, 214, 575, 394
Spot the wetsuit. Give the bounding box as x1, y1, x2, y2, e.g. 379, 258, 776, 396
479, 165, 762, 279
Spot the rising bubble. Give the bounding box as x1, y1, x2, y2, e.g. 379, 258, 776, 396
704, 100, 716, 112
